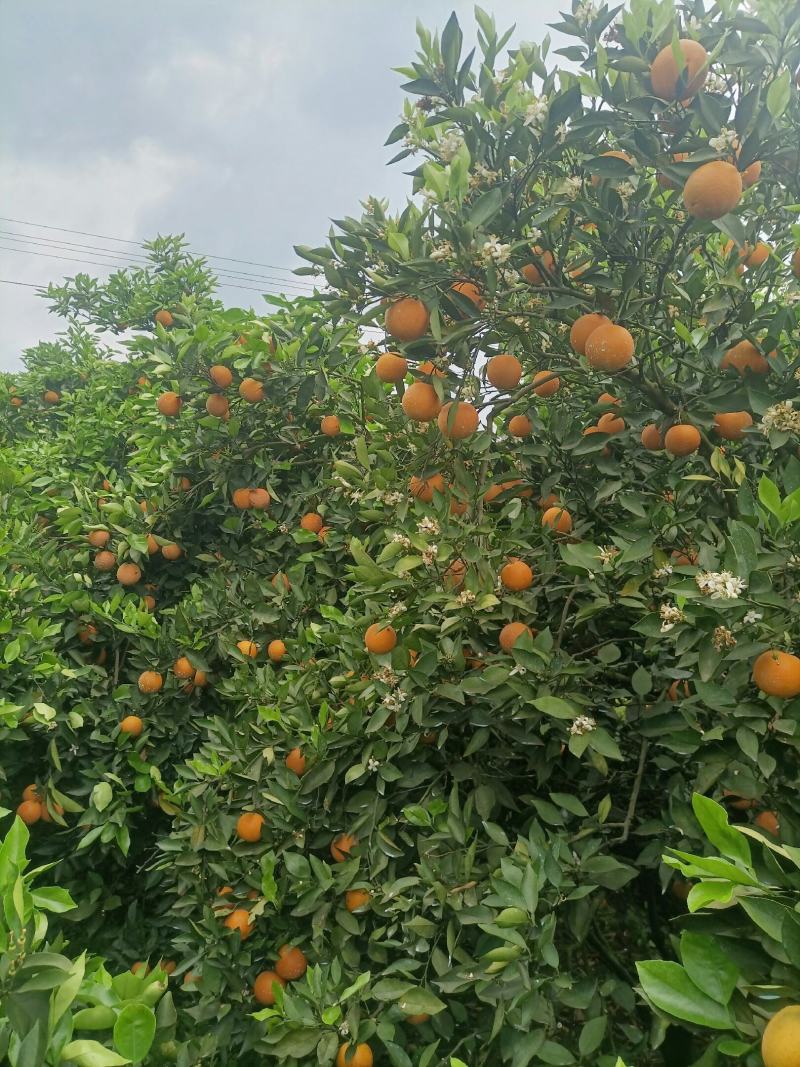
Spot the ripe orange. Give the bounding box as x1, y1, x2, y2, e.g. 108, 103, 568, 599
268, 639, 286, 663
487, 354, 522, 390
17, 799, 43, 824
285, 747, 306, 776
209, 364, 233, 388
94, 550, 117, 572
585, 324, 635, 372
384, 297, 430, 341
10, 396, 23, 407
253, 970, 285, 1005
409, 473, 446, 502
792, 248, 800, 278
206, 394, 229, 418
161, 543, 182, 561
597, 392, 619, 406
191, 669, 207, 687
438, 401, 479, 440
232, 488, 251, 509
597, 412, 625, 434
236, 812, 264, 842
508, 414, 532, 437
22, 784, 40, 802
752, 649, 800, 697
143, 534, 158, 555
117, 563, 141, 586
664, 424, 701, 457
451, 280, 484, 309
405, 1014, 430, 1025
500, 559, 533, 591
449, 488, 468, 515
499, 621, 533, 652
157, 392, 182, 416
154, 309, 173, 328
761, 1004, 800, 1067
714, 411, 753, 440
743, 242, 770, 268
683, 161, 742, 220
300, 512, 324, 533
657, 151, 689, 190
521, 247, 555, 284
272, 573, 291, 592
331, 832, 358, 862
239, 378, 264, 403
345, 888, 371, 912
223, 908, 254, 939
721, 340, 771, 375
402, 382, 441, 422
173, 656, 195, 679
375, 353, 408, 382
78, 624, 97, 644
443, 559, 467, 590
120, 715, 143, 737
236, 640, 259, 658
741, 160, 761, 189
365, 623, 397, 654
42, 389, 60, 404
533, 370, 560, 397
337, 1044, 373, 1067
138, 671, 163, 693
177, 476, 191, 492
320, 415, 341, 436
417, 360, 445, 378
640, 424, 663, 450
650, 39, 708, 100
755, 810, 780, 836
671, 548, 698, 566
275, 944, 308, 981
542, 506, 573, 533
590, 150, 634, 189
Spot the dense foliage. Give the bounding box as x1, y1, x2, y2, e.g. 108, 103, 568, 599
4, 2, 800, 1065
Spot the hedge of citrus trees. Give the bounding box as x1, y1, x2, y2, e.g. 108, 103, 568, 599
4, 2, 800, 1065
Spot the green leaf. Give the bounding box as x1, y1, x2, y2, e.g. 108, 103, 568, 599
468, 186, 505, 227
60, 1041, 130, 1067
91, 782, 113, 813
396, 987, 447, 1015
632, 667, 652, 696
636, 961, 734, 1030
758, 474, 783, 521
766, 68, 791, 118
532, 696, 579, 719
578, 1016, 607, 1055
691, 794, 751, 866
113, 1003, 156, 1062
679, 931, 739, 1005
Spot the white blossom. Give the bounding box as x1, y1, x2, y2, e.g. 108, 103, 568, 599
391, 533, 412, 548
457, 590, 476, 606
373, 665, 399, 685
597, 545, 620, 565
762, 401, 800, 434
430, 241, 454, 262
574, 0, 600, 28
367, 757, 381, 772
704, 71, 728, 94
417, 517, 440, 536
481, 235, 512, 264
437, 131, 464, 162
660, 602, 685, 633
709, 127, 739, 154
523, 96, 549, 132
653, 564, 673, 579
564, 176, 583, 200
382, 691, 407, 712
509, 664, 527, 676
383, 490, 403, 505
743, 610, 763, 625
555, 122, 568, 143
570, 714, 597, 735
695, 570, 746, 600
422, 545, 439, 566
389, 601, 406, 619
616, 180, 636, 204
686, 16, 702, 33
713, 625, 737, 651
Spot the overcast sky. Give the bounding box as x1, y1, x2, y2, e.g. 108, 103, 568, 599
1, 0, 567, 369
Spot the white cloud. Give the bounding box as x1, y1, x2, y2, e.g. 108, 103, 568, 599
0, 138, 199, 369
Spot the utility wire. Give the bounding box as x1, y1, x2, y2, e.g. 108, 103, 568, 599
0, 278, 42, 289
0, 215, 305, 275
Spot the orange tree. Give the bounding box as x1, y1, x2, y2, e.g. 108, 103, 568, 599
5, 2, 800, 1066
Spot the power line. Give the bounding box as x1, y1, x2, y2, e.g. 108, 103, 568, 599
0, 215, 306, 276
0, 232, 316, 293
0, 278, 42, 289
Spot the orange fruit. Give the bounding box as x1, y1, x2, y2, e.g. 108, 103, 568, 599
486, 354, 522, 391
683, 161, 742, 220
376, 352, 408, 382
714, 411, 753, 440
437, 401, 479, 440
761, 1004, 800, 1067
268, 639, 286, 663
443, 559, 467, 590
671, 549, 698, 566
336, 1044, 373, 1067
236, 640, 259, 658
239, 378, 264, 402
232, 488, 251, 509
650, 39, 708, 100
449, 489, 469, 515
417, 360, 445, 377
236, 812, 264, 842
666, 681, 691, 702
154, 309, 173, 328
138, 671, 163, 693
721, 340, 771, 375
161, 543, 182, 561
331, 832, 358, 862
78, 624, 97, 644
177, 476, 191, 492
402, 382, 441, 422
10, 396, 23, 407
87, 529, 110, 548
385, 297, 430, 341
253, 970, 285, 1005
499, 622, 533, 652
597, 412, 625, 434
743, 242, 770, 268
94, 550, 117, 572
641, 424, 663, 450
22, 784, 40, 802
508, 414, 532, 437
206, 394, 229, 418
500, 559, 533, 591
120, 715, 143, 737
741, 160, 761, 189
521, 247, 555, 284
585, 324, 635, 372
664, 424, 701, 457
223, 908, 254, 939
271, 573, 291, 592
405, 1014, 430, 1025
597, 391, 619, 406
285, 747, 306, 776
157, 392, 182, 416
249, 488, 270, 510
753, 650, 800, 697
542, 506, 573, 533
209, 364, 233, 388
173, 656, 195, 679
792, 248, 800, 278
345, 888, 371, 912
754, 811, 780, 836
17, 799, 43, 824
533, 370, 560, 397
657, 151, 689, 190
300, 512, 324, 533
365, 623, 397, 654
722, 789, 757, 811
191, 669, 207, 687
146, 534, 159, 555
590, 150, 634, 190
320, 415, 341, 436
409, 473, 446, 502
451, 279, 484, 309
116, 562, 141, 586
275, 944, 308, 981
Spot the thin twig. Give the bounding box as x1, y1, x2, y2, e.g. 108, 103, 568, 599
614, 738, 649, 844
